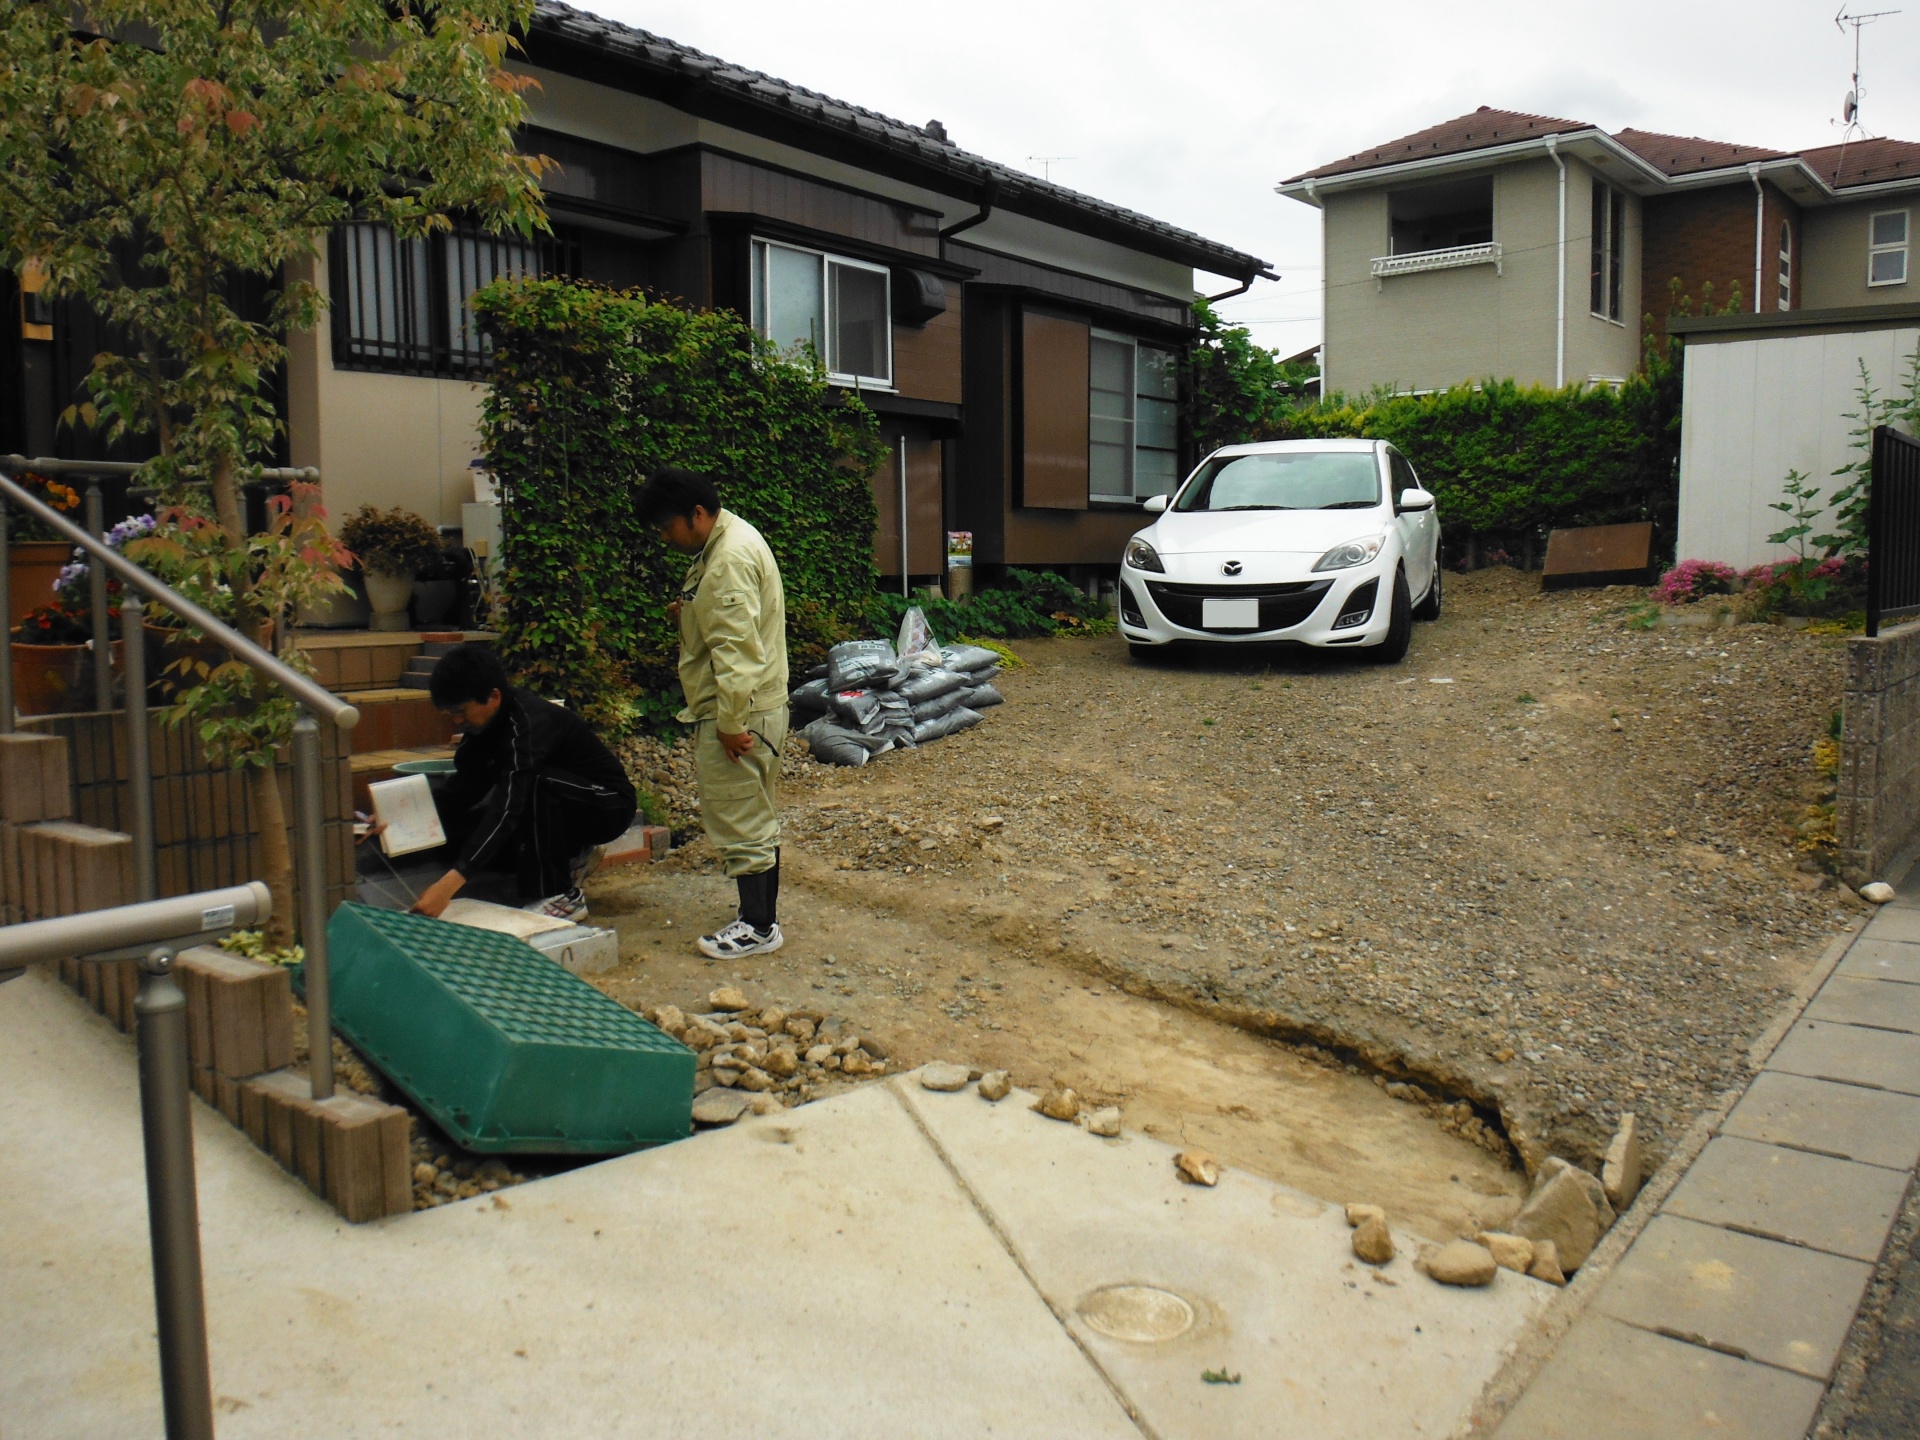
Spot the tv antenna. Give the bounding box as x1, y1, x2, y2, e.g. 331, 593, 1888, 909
1026, 155, 1074, 181
1834, 6, 1901, 137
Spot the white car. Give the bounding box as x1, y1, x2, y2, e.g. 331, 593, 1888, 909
1118, 438, 1441, 662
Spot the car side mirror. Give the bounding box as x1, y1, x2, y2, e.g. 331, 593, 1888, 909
1396, 488, 1435, 514
1143, 494, 1170, 514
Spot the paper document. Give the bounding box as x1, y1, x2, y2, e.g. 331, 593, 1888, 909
368, 773, 447, 858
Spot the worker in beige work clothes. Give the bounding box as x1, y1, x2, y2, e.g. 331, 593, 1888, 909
641, 466, 790, 959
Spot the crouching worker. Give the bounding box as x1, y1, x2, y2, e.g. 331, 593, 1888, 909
407, 644, 637, 922
640, 466, 789, 959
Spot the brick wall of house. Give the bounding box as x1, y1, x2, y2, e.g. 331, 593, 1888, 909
1641, 183, 1803, 342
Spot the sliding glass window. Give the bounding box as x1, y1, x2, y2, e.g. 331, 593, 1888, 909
750, 239, 892, 387
1090, 330, 1179, 504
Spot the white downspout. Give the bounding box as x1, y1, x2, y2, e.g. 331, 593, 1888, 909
1546, 136, 1566, 388
1749, 163, 1764, 313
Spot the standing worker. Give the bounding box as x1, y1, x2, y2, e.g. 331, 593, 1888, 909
641, 466, 790, 958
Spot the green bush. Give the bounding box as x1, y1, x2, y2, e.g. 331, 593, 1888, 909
474, 278, 885, 733
864, 569, 1110, 642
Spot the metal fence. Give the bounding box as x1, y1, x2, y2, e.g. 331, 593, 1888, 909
1868, 426, 1920, 637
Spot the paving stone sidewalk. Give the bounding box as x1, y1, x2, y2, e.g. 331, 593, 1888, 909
1495, 894, 1920, 1439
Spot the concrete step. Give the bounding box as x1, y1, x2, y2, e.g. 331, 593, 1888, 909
341, 689, 454, 752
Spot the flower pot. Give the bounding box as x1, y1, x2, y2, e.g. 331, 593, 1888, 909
8, 541, 72, 629
10, 638, 123, 715
295, 571, 371, 630
363, 568, 414, 632
412, 579, 457, 627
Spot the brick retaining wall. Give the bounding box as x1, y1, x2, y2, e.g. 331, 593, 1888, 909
1837, 618, 1920, 884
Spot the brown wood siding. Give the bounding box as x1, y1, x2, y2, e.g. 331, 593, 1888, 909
700, 151, 942, 257
1004, 506, 1141, 567
1019, 310, 1089, 511
891, 289, 962, 404
871, 423, 945, 577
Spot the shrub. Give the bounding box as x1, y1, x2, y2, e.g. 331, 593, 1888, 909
863, 569, 1110, 643
474, 278, 885, 733
1655, 560, 1739, 604
1739, 556, 1866, 621
340, 505, 442, 577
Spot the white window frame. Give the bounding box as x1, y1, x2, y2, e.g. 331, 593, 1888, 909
1088, 329, 1179, 507
1777, 218, 1793, 312
1869, 210, 1910, 288
1590, 182, 1626, 325
749, 237, 894, 388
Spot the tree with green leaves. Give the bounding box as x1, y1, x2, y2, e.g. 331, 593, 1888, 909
1182, 298, 1316, 457
0, 0, 549, 937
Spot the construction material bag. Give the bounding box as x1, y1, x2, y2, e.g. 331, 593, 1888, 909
874, 691, 916, 744
963, 683, 1004, 709
911, 706, 983, 745
789, 677, 833, 721
910, 687, 971, 723
941, 644, 1001, 677
895, 666, 972, 706
829, 688, 887, 734
827, 639, 897, 692
801, 717, 887, 767
895, 606, 942, 671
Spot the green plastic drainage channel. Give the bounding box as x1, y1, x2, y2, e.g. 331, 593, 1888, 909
323, 902, 694, 1154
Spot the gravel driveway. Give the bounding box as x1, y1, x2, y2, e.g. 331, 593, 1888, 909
756, 568, 1862, 1173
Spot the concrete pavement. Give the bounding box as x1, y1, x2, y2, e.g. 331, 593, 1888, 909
0, 967, 1552, 1440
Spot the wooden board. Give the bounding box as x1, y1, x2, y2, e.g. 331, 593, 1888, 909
1542, 522, 1657, 590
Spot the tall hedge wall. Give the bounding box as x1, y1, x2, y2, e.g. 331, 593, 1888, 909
1252, 360, 1682, 562
473, 278, 884, 732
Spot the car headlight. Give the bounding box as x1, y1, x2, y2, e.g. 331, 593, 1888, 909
1124, 537, 1165, 573
1311, 534, 1387, 573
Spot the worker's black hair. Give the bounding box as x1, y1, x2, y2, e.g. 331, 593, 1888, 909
636, 465, 722, 526
428, 643, 509, 708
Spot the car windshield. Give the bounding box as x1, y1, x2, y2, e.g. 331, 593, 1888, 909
1174, 451, 1382, 513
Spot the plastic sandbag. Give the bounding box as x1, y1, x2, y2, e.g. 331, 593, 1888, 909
800, 662, 829, 683
909, 687, 971, 723
789, 677, 833, 720
911, 706, 983, 745
963, 683, 1004, 709
827, 638, 897, 692
874, 692, 915, 742
829, 688, 887, 734
941, 644, 1001, 676
895, 666, 972, 705
801, 717, 889, 766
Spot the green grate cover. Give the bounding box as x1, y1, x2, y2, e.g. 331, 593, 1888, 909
324, 903, 693, 1153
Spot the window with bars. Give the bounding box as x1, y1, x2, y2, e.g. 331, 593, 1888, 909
1089, 331, 1179, 504
1589, 181, 1625, 322
328, 223, 577, 377
1778, 218, 1793, 312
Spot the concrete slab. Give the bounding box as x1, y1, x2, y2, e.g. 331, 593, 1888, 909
1663, 1136, 1906, 1262
1861, 904, 1920, 944
1722, 1070, 1920, 1171
1806, 973, 1920, 1034
1590, 1215, 1872, 1379
1766, 1018, 1920, 1096
1494, 1314, 1825, 1439
1837, 937, 1920, 985
0, 972, 1141, 1440
895, 1078, 1552, 1440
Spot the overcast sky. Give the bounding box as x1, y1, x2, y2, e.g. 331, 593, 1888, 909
580, 0, 1920, 360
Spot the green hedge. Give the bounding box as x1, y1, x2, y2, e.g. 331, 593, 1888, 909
474, 278, 884, 732
1251, 356, 1682, 561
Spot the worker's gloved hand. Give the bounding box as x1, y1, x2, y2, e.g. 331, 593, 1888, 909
411, 869, 465, 918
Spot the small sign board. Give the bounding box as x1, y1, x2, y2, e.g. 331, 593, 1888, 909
946, 531, 973, 570
1542, 522, 1656, 591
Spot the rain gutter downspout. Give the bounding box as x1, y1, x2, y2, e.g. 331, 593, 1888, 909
1545, 136, 1566, 388
1749, 163, 1765, 313
939, 175, 1001, 245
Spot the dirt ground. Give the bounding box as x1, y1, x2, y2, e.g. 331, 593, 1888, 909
588, 568, 1863, 1239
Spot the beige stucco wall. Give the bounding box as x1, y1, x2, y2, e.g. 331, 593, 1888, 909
284, 255, 488, 532
1320, 156, 1638, 394
1802, 198, 1916, 310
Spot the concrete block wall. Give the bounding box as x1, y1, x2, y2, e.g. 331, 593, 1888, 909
1837, 619, 1920, 884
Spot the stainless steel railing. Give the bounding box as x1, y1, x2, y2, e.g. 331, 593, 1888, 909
0, 456, 359, 1100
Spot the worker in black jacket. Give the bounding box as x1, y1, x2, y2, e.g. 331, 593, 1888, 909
406, 644, 636, 922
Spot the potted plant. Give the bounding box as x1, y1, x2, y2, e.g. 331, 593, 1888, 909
340, 505, 441, 632
9, 601, 111, 714
411, 544, 461, 627
6, 472, 85, 629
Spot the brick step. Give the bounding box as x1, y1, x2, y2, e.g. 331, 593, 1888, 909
296, 629, 495, 694
3, 817, 131, 927
342, 688, 454, 752
399, 655, 436, 689
235, 1069, 413, 1222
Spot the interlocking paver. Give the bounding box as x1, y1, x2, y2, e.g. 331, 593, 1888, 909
1721, 1070, 1920, 1171
1664, 1136, 1907, 1262
1766, 1018, 1920, 1096
1838, 938, 1920, 985
1494, 1314, 1824, 1439
1806, 974, 1920, 1034
1590, 1215, 1872, 1378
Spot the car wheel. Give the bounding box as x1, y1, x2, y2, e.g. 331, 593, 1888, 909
1413, 565, 1442, 621
1371, 567, 1413, 663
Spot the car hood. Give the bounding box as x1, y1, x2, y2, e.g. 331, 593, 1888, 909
1147, 508, 1393, 556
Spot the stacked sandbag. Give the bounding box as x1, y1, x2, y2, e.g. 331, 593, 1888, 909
795, 627, 1009, 767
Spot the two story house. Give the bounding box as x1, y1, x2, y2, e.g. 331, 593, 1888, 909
1277, 106, 1920, 395
0, 2, 1272, 589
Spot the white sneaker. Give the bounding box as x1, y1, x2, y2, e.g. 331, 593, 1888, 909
525, 888, 589, 923
697, 918, 784, 959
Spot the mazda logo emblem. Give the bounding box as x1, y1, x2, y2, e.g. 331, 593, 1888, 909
1222, 561, 1243, 576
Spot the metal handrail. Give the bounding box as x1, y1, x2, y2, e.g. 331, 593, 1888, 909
1, 456, 356, 1102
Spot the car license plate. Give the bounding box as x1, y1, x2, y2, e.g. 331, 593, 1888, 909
1202, 598, 1260, 629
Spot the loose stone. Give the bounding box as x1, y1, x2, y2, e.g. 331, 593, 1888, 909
919, 1062, 972, 1092
1352, 1215, 1395, 1265
1175, 1149, 1220, 1186
1528, 1239, 1567, 1285
1426, 1240, 1498, 1287
1086, 1106, 1122, 1137
708, 986, 749, 1012
1602, 1114, 1643, 1212
978, 1071, 1012, 1101
1035, 1087, 1080, 1121
1345, 1203, 1386, 1228
1862, 881, 1896, 903
691, 1089, 753, 1126
1475, 1232, 1535, 1272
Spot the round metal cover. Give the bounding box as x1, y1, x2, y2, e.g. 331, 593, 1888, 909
1077, 1284, 1195, 1342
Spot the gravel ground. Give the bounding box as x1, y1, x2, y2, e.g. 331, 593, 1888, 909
653, 567, 1864, 1176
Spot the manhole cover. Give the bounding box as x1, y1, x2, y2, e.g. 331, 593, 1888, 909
1077, 1285, 1195, 1342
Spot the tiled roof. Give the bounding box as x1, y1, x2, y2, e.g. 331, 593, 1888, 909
1285, 107, 1596, 182
526, 2, 1271, 279
1798, 137, 1920, 190
1612, 128, 1788, 176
